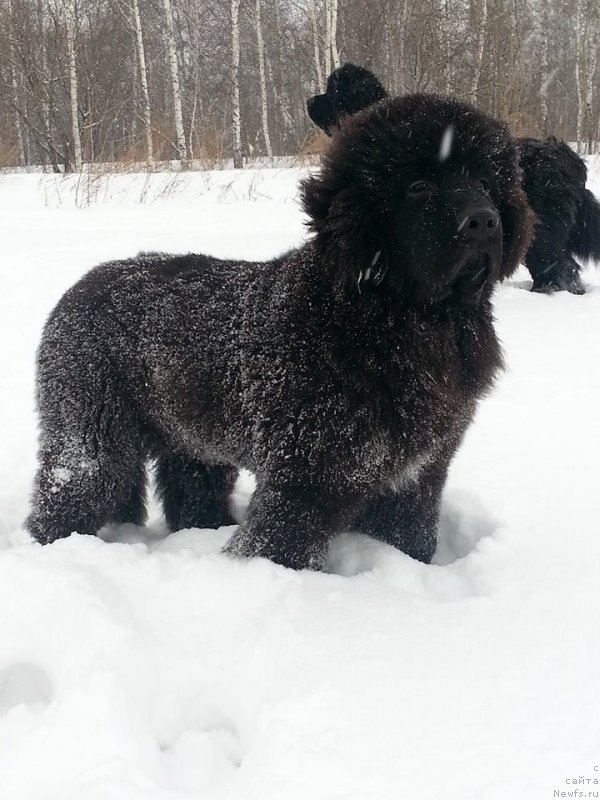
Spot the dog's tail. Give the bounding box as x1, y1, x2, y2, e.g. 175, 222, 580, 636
569, 187, 600, 262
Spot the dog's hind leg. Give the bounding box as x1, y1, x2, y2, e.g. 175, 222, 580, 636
27, 449, 147, 544
26, 336, 147, 543
27, 419, 147, 544
529, 251, 585, 294
526, 214, 585, 294
155, 454, 238, 531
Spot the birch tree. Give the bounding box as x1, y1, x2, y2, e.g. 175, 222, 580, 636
254, 0, 273, 159
442, 0, 452, 94
65, 0, 82, 171
469, 0, 488, 103
231, 0, 243, 168
538, 0, 550, 134
575, 0, 600, 150
7, 0, 26, 166
161, 0, 188, 161
131, 0, 154, 163
397, 0, 410, 92
329, 0, 340, 68
308, 0, 324, 91
324, 0, 331, 76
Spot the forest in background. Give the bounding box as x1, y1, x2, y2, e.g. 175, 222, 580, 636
1, 0, 599, 171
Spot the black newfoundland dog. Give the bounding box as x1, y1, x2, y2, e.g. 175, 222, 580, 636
27, 94, 532, 569
308, 64, 600, 294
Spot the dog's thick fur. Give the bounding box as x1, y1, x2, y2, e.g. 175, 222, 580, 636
27, 95, 532, 569
308, 64, 600, 294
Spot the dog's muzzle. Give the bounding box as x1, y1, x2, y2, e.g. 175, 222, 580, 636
307, 94, 336, 134
457, 205, 500, 243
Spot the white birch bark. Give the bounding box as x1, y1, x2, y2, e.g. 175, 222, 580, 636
7, 0, 26, 166
324, 0, 332, 77
330, 0, 340, 68
266, 55, 294, 141
308, 0, 324, 91
38, 0, 51, 138
254, 0, 273, 159
231, 0, 243, 168
575, 0, 587, 149
65, 0, 82, 171
538, 0, 550, 133
131, 0, 154, 163
398, 0, 410, 91
581, 1, 600, 151
470, 0, 488, 102
161, 0, 187, 161
575, 0, 593, 152
188, 89, 198, 160
586, 33, 600, 151
443, 0, 451, 94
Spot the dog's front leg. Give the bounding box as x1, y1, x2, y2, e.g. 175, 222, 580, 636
354, 460, 450, 564
224, 482, 355, 570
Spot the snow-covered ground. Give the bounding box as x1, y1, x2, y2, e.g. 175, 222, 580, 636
1, 165, 600, 800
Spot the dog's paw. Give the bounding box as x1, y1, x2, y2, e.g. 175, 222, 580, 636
531, 272, 586, 295
224, 528, 325, 571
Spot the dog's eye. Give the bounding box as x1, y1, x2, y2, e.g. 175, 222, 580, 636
408, 181, 433, 197
480, 178, 490, 193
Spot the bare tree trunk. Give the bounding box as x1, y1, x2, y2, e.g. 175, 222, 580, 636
398, 0, 410, 91
266, 55, 295, 143
575, 0, 586, 149
188, 88, 199, 160
308, 0, 324, 91
161, 0, 187, 161
384, 15, 397, 95
581, 35, 599, 152
66, 0, 82, 171
580, 0, 600, 152
11, 83, 26, 167
443, 0, 451, 94
7, 0, 26, 166
268, 0, 294, 150
324, 0, 332, 77
231, 0, 243, 168
38, 0, 51, 142
131, 0, 154, 163
586, 31, 600, 151
330, 0, 340, 68
254, 0, 273, 159
470, 0, 488, 103
535, 0, 551, 133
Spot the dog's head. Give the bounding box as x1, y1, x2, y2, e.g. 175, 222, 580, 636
302, 94, 533, 305
307, 64, 388, 135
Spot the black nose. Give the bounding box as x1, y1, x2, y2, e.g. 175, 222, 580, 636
460, 206, 500, 241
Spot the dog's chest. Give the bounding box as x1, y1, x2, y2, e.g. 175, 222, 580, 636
339, 316, 492, 485
353, 379, 463, 485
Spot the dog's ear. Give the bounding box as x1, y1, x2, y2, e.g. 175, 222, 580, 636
498, 167, 535, 280
302, 170, 390, 293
